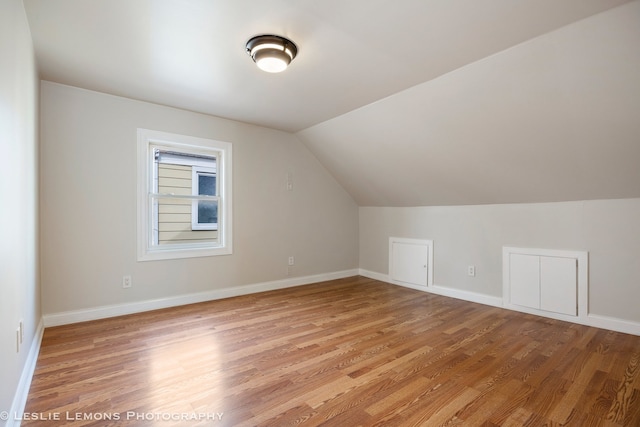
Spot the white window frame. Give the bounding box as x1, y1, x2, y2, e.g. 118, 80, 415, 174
137, 128, 232, 261
191, 166, 218, 231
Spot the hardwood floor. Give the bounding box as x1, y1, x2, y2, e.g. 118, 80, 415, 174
23, 276, 640, 426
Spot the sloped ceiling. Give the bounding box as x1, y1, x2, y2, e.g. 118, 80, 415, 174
24, 0, 640, 206
298, 1, 640, 206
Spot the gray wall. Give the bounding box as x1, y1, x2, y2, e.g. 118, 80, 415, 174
360, 198, 640, 323
0, 0, 40, 423
39, 81, 359, 315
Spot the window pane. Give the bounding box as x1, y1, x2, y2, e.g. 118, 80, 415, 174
199, 175, 216, 196
155, 196, 219, 246
198, 200, 218, 224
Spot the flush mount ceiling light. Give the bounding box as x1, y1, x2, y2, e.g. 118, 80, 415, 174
246, 35, 298, 73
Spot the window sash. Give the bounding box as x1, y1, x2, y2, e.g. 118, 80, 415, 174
150, 193, 219, 201
191, 166, 218, 231
149, 193, 222, 247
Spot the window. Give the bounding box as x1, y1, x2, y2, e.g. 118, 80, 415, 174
137, 129, 232, 261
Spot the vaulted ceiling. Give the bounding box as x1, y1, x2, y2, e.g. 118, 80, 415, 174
24, 0, 640, 206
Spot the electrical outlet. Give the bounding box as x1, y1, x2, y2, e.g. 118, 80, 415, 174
288, 256, 295, 266
122, 275, 132, 288
468, 265, 476, 277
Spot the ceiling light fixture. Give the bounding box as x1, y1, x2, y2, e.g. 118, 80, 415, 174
246, 35, 298, 73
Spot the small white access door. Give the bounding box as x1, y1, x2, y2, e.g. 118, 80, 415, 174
540, 256, 578, 316
389, 238, 433, 288
509, 254, 540, 309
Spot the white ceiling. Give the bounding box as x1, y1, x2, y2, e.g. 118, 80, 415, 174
23, 0, 640, 206
23, 0, 631, 132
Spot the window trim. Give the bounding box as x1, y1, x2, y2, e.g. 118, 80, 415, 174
137, 129, 232, 261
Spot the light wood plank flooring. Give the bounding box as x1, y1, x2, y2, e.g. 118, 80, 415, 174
23, 276, 640, 426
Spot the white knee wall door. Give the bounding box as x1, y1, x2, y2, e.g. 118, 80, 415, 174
389, 238, 434, 288
503, 247, 588, 321
508, 253, 577, 316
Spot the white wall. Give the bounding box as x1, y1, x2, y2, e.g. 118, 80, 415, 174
360, 198, 640, 324
0, 0, 40, 424
39, 82, 358, 317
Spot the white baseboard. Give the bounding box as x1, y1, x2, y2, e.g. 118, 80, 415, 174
358, 269, 640, 336
358, 269, 388, 283
8, 318, 44, 427
358, 269, 503, 308
428, 284, 503, 308
586, 314, 640, 336
43, 269, 359, 327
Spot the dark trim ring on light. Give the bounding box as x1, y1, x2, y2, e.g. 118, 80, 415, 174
246, 35, 298, 73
